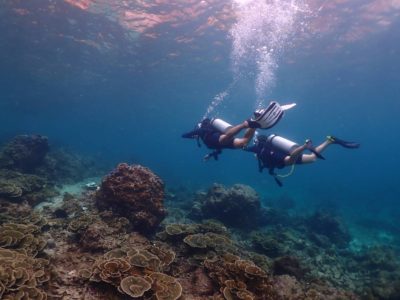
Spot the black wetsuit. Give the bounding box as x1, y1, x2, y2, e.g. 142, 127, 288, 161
182, 127, 235, 150
245, 142, 302, 170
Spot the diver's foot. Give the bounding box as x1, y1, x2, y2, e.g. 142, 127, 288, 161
327, 135, 360, 149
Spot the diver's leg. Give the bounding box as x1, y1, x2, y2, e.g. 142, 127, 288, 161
284, 143, 308, 165
219, 121, 248, 145
299, 139, 332, 164
232, 128, 256, 148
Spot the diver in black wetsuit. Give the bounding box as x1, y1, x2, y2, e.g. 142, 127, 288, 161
245, 134, 360, 186
182, 101, 286, 160
182, 118, 258, 160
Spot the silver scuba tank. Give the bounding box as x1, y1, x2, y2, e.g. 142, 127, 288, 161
267, 134, 299, 154
210, 118, 233, 133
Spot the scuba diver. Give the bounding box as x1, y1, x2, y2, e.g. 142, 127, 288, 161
182, 101, 293, 161
245, 134, 360, 186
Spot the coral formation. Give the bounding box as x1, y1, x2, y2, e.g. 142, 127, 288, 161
119, 275, 151, 297
68, 212, 129, 251
0, 223, 47, 257
272, 255, 308, 279
0, 221, 50, 299
0, 248, 50, 300
95, 163, 166, 233
85, 246, 181, 299
0, 147, 398, 300
37, 148, 102, 184
190, 183, 269, 228
306, 211, 351, 248
0, 169, 56, 205
0, 135, 49, 172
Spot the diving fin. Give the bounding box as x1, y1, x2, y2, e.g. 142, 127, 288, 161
281, 103, 296, 111
327, 136, 360, 149
251, 101, 284, 129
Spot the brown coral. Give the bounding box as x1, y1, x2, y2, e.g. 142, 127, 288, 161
204, 253, 277, 299
0, 223, 46, 257
119, 275, 152, 297
0, 248, 50, 299
95, 163, 166, 233
150, 272, 182, 300
84, 246, 181, 299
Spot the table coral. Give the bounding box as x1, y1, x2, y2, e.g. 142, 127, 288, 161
83, 246, 181, 300
119, 275, 152, 297
0, 223, 47, 257
95, 163, 166, 233
0, 247, 50, 299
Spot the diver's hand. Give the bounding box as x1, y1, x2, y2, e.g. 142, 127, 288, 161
246, 119, 261, 129
304, 139, 313, 149
203, 154, 212, 161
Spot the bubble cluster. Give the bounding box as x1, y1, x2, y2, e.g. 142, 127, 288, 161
230, 0, 308, 108
203, 79, 237, 119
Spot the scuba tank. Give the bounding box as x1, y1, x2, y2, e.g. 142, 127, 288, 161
210, 118, 233, 133
267, 134, 299, 154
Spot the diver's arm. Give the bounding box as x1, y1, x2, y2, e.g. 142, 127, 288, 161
243, 144, 259, 153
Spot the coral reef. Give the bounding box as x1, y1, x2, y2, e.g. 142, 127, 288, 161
306, 211, 351, 248
0, 134, 49, 172
95, 163, 166, 233
0, 248, 51, 299
0, 154, 399, 299
0, 135, 104, 207
84, 246, 181, 299
0, 223, 47, 257
190, 184, 269, 228
0, 169, 57, 205
37, 148, 102, 184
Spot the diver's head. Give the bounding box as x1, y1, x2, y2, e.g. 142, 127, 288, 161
198, 118, 211, 128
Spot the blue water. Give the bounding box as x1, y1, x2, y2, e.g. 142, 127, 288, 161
1, 0, 400, 227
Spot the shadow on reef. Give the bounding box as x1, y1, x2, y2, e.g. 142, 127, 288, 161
1, 159, 400, 299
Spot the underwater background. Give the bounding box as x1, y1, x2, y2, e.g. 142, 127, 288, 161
1, 0, 400, 298
2, 0, 399, 222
